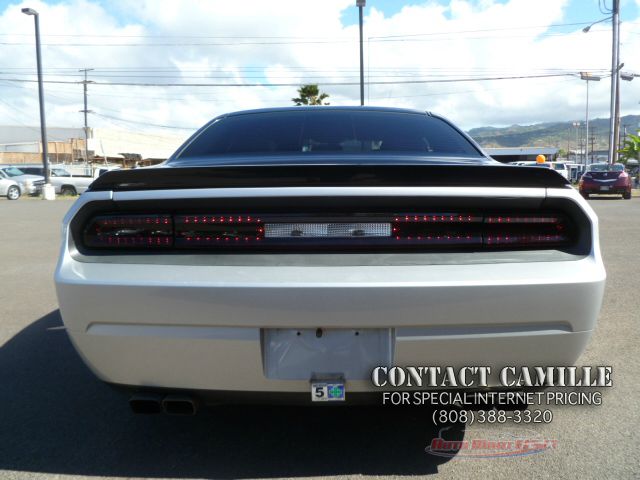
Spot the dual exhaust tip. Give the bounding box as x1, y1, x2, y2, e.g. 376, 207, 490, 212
129, 393, 198, 415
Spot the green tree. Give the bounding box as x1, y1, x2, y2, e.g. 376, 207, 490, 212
292, 84, 330, 106
618, 133, 640, 164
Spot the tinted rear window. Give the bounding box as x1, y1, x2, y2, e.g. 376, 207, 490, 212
177, 111, 481, 159
588, 163, 624, 172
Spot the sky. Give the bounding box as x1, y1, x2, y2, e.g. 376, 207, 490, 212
0, 0, 639, 139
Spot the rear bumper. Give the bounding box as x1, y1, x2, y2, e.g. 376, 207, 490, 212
57, 256, 605, 394
55, 187, 606, 395
580, 183, 631, 194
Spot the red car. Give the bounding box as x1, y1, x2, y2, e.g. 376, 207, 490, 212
579, 163, 632, 199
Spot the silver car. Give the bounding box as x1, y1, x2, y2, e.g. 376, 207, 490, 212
0, 175, 21, 200
55, 107, 605, 414
0, 165, 44, 195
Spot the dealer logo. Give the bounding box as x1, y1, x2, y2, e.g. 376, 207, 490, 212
425, 427, 558, 459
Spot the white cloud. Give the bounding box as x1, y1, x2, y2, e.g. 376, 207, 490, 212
0, 0, 638, 138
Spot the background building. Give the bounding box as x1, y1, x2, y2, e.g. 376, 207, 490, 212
484, 147, 559, 163
0, 125, 188, 167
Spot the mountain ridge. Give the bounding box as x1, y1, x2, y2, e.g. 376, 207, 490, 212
467, 115, 640, 150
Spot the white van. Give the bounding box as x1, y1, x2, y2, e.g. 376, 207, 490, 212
513, 161, 569, 180
549, 162, 570, 180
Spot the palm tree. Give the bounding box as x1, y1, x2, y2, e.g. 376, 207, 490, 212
292, 84, 330, 106
618, 133, 640, 164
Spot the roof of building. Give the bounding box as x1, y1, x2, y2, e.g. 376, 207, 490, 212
0, 125, 187, 160
0, 126, 85, 144
484, 147, 559, 156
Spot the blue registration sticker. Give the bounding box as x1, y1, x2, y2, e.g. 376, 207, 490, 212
311, 382, 345, 402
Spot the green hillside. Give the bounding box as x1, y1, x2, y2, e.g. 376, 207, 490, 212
468, 115, 640, 150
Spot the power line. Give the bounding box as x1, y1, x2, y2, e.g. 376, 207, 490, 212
0, 19, 617, 40
368, 20, 612, 39
91, 112, 197, 130
0, 29, 613, 47
0, 20, 624, 48
0, 72, 579, 87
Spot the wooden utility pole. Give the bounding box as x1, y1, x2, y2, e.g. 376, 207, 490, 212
79, 68, 94, 163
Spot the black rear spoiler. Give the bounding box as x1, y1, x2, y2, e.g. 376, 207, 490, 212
88, 164, 569, 192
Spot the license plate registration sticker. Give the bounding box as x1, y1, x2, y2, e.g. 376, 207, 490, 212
311, 382, 345, 402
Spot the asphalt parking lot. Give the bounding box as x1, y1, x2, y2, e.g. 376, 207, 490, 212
0, 196, 638, 479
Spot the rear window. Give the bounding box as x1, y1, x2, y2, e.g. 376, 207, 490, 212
588, 163, 624, 172
177, 111, 481, 159
553, 163, 566, 170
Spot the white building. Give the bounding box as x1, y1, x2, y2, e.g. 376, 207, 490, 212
0, 125, 190, 165
88, 128, 189, 161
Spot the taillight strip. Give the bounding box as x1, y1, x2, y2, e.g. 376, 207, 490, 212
83, 212, 571, 251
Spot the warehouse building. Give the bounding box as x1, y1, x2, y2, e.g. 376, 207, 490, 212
484, 147, 559, 163
0, 125, 188, 167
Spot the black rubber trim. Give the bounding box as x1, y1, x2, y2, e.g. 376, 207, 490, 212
88, 164, 569, 192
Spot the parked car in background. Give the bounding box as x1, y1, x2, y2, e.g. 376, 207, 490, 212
566, 163, 585, 182
512, 160, 569, 180
515, 160, 551, 168
56, 107, 605, 413
0, 165, 44, 195
18, 164, 94, 195
93, 165, 121, 178
0, 174, 21, 200
549, 161, 569, 180
579, 163, 631, 199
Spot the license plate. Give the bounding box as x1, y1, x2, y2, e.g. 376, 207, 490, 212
263, 328, 392, 380
600, 186, 610, 191
311, 382, 345, 402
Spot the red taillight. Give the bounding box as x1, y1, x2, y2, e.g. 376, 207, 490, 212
82, 212, 571, 251
84, 215, 173, 248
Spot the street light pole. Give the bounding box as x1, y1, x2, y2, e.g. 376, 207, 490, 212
586, 79, 590, 164
580, 72, 601, 165
357, 0, 366, 106
573, 122, 580, 163
22, 7, 53, 199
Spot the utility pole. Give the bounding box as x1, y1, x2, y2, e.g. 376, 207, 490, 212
613, 68, 621, 164
608, 0, 620, 164
79, 68, 94, 164
357, 0, 366, 106
573, 121, 580, 163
